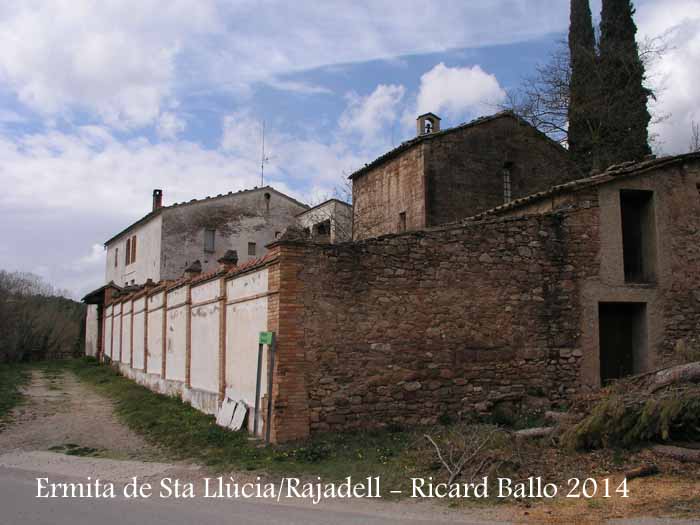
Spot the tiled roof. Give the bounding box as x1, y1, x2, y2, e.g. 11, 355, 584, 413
348, 110, 569, 181
103, 186, 309, 246
467, 152, 700, 221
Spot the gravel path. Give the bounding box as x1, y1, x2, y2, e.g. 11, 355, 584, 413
0, 369, 155, 457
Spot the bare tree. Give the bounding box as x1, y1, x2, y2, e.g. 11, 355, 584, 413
504, 33, 670, 153
690, 121, 700, 153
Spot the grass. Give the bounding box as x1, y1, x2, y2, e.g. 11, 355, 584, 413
0, 362, 29, 424
62, 357, 419, 491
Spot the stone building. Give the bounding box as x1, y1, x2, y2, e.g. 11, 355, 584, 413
84, 185, 308, 358
103, 186, 308, 287
84, 105, 700, 442
297, 198, 352, 243
350, 111, 582, 240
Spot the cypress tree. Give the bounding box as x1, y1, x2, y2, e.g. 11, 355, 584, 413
568, 0, 599, 173
598, 0, 651, 168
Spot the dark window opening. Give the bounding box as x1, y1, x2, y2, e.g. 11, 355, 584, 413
599, 302, 646, 384
131, 235, 137, 263
115, 248, 118, 268
274, 231, 281, 239
204, 229, 215, 253
399, 212, 407, 232
125, 239, 131, 265
502, 161, 513, 203
620, 190, 656, 283
313, 220, 331, 237
248, 242, 256, 256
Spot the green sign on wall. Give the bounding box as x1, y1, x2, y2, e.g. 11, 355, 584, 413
259, 331, 274, 345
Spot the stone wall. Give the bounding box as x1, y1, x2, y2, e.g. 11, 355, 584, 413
424, 116, 580, 226
351, 114, 580, 241
292, 208, 599, 433
351, 145, 426, 240
161, 188, 306, 279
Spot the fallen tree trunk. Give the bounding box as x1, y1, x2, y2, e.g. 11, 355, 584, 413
515, 427, 555, 439
624, 464, 659, 480
648, 362, 700, 393
652, 445, 700, 463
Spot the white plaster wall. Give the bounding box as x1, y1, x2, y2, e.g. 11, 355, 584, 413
147, 307, 164, 376
191, 279, 219, 304
132, 313, 145, 370
104, 306, 113, 359
105, 214, 163, 287
225, 269, 268, 434
190, 302, 220, 393
227, 268, 268, 300
122, 310, 132, 366
166, 304, 187, 382
85, 305, 99, 357
113, 304, 123, 363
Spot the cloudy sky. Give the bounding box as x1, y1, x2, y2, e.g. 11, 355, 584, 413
1, 0, 698, 298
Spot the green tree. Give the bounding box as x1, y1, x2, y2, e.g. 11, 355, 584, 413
568, 0, 599, 173
598, 0, 652, 167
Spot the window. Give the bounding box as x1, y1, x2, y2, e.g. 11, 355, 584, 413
399, 212, 407, 232
502, 163, 513, 203
115, 248, 118, 268
599, 302, 646, 384
274, 231, 281, 239
125, 238, 131, 265
130, 235, 137, 263
620, 190, 656, 283
204, 229, 215, 253
248, 242, 256, 256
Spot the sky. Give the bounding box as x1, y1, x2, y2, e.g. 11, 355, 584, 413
1, 0, 698, 299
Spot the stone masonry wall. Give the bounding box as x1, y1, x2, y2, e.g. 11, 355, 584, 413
352, 145, 426, 240
293, 208, 600, 433
424, 116, 580, 227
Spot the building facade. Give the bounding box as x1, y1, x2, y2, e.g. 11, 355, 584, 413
104, 186, 308, 287
350, 111, 581, 240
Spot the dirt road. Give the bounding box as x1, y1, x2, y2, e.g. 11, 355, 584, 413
0, 369, 509, 524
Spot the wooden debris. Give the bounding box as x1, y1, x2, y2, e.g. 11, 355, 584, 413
624, 464, 659, 480
652, 445, 700, 463
515, 427, 555, 439
647, 362, 700, 393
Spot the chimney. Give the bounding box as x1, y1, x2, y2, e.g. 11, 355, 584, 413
184, 260, 202, 279
152, 189, 163, 211
217, 250, 239, 272
416, 113, 441, 136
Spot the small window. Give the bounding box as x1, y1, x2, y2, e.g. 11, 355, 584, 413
131, 235, 137, 263
115, 248, 118, 268
399, 212, 407, 232
620, 190, 656, 283
274, 231, 281, 239
502, 163, 513, 203
204, 229, 215, 253
248, 242, 256, 256
125, 238, 131, 265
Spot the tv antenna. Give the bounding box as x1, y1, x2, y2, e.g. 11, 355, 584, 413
260, 120, 272, 187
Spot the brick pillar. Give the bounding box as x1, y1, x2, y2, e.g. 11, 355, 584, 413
162, 291, 168, 378
143, 295, 149, 374
118, 302, 123, 363
130, 299, 134, 368
267, 243, 311, 443
185, 284, 192, 388
218, 277, 227, 402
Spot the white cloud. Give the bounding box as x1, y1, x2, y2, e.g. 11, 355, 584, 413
0, 1, 570, 129
0, 0, 217, 128
156, 112, 186, 140
636, 0, 700, 154
339, 84, 405, 145
413, 63, 506, 122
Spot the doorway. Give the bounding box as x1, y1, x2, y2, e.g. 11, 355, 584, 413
598, 302, 647, 384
